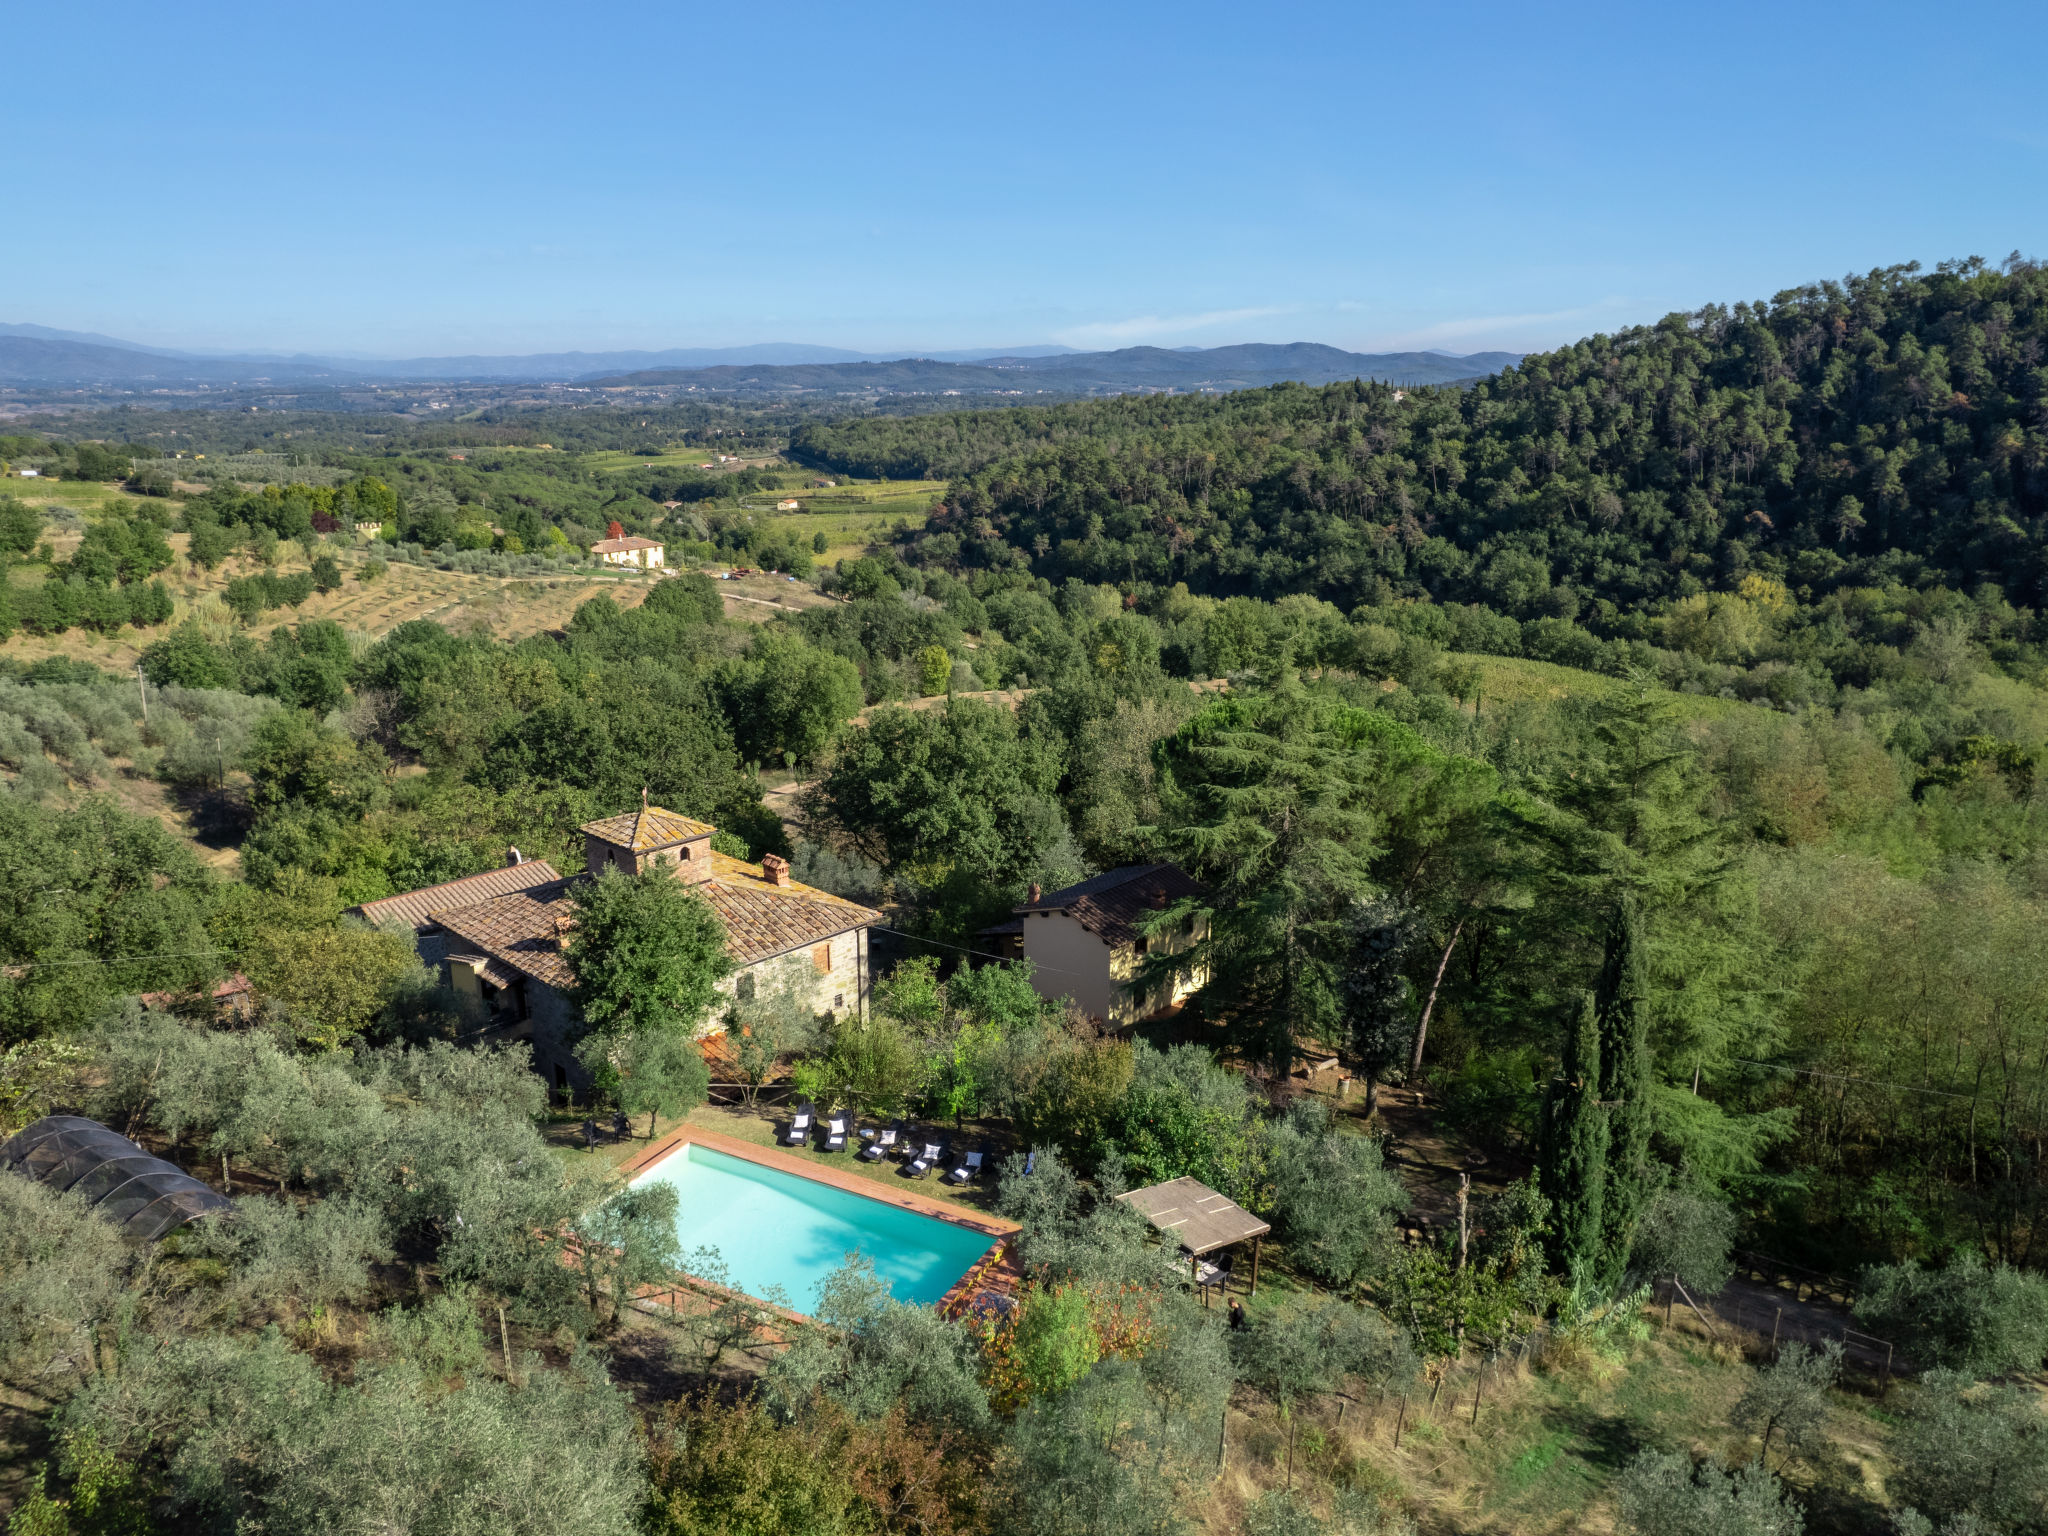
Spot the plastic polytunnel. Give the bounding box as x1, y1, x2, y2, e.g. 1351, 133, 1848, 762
0, 1115, 231, 1242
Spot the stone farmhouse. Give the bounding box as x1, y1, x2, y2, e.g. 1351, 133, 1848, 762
981, 863, 1208, 1027
351, 805, 878, 1095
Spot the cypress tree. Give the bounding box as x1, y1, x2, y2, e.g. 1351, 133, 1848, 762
1539, 991, 1608, 1279
1595, 898, 1653, 1286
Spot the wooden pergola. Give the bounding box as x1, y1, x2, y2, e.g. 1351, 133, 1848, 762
1116, 1176, 1271, 1298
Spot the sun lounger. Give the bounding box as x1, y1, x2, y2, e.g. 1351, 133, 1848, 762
783, 1101, 814, 1147
823, 1112, 849, 1153
905, 1138, 945, 1178
943, 1146, 986, 1185
858, 1120, 903, 1162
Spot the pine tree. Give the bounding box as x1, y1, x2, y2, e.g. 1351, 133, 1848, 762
1595, 898, 1654, 1286
1540, 992, 1608, 1279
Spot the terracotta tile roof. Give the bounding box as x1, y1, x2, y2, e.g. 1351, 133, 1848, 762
700, 852, 882, 965
349, 861, 562, 933
422, 856, 880, 991
429, 879, 580, 990
579, 806, 716, 852
1020, 863, 1206, 950
591, 535, 663, 554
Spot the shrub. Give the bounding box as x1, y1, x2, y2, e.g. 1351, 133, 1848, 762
1100, 1041, 1264, 1204
1615, 1451, 1804, 1536
1890, 1370, 2048, 1532
1855, 1252, 2048, 1377
1265, 1098, 1407, 1288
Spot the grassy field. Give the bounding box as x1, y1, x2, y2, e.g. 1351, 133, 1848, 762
735, 476, 945, 564
579, 448, 773, 473
4, 478, 166, 517
1458, 652, 1765, 724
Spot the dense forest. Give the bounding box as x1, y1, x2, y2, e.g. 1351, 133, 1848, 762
3, 260, 2048, 1534
798, 258, 2048, 619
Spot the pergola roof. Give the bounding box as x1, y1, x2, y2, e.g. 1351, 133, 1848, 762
1116, 1176, 1270, 1257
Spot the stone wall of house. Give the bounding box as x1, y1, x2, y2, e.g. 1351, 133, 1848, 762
523, 983, 583, 1098
712, 928, 870, 1026
420, 923, 874, 1101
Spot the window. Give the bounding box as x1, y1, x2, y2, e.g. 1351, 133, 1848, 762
1182, 914, 1196, 936
1135, 937, 1149, 955
834, 993, 845, 1009
812, 942, 831, 974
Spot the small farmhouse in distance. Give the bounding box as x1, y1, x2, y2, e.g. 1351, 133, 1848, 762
775, 498, 801, 511
351, 805, 878, 1095
591, 519, 664, 569
981, 864, 1208, 1027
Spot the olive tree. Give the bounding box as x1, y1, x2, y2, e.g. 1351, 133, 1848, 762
1615, 1451, 1804, 1536
1265, 1098, 1407, 1289
1730, 1342, 1840, 1466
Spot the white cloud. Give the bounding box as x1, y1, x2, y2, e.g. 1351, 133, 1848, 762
1369, 298, 1637, 352
1052, 306, 1291, 348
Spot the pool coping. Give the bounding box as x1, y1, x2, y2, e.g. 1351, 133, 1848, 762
618, 1125, 1020, 1318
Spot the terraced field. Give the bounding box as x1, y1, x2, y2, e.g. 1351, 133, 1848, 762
0, 540, 665, 673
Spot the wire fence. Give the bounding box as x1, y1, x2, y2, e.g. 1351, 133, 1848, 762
1652, 1273, 1898, 1391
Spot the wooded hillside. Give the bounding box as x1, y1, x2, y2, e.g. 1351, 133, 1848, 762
808, 258, 2047, 621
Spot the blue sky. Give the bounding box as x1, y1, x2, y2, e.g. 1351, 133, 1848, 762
5, 0, 2043, 358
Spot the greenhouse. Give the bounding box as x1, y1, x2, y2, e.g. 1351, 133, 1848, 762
0, 1115, 231, 1241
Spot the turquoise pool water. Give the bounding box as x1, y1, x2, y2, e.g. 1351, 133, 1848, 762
629, 1142, 996, 1310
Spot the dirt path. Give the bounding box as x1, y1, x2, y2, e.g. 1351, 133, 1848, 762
1361, 1086, 1527, 1233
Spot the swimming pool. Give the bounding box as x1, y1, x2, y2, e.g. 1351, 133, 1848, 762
628, 1141, 999, 1310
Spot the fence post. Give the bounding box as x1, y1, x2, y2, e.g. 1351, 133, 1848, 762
1471, 1364, 1483, 1426
1394, 1394, 1408, 1449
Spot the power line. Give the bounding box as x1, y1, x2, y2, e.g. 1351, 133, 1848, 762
1726, 1056, 1980, 1103
2, 949, 227, 970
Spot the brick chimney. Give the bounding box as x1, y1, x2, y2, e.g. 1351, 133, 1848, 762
761, 853, 791, 888
1027, 882, 1042, 905
507, 845, 523, 867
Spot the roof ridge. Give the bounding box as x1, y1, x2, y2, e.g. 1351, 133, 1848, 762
360, 859, 559, 906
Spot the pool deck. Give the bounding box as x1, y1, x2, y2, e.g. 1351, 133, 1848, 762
619, 1125, 1022, 1318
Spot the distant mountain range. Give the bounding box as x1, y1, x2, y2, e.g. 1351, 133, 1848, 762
0, 323, 1519, 394
581, 344, 1524, 395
